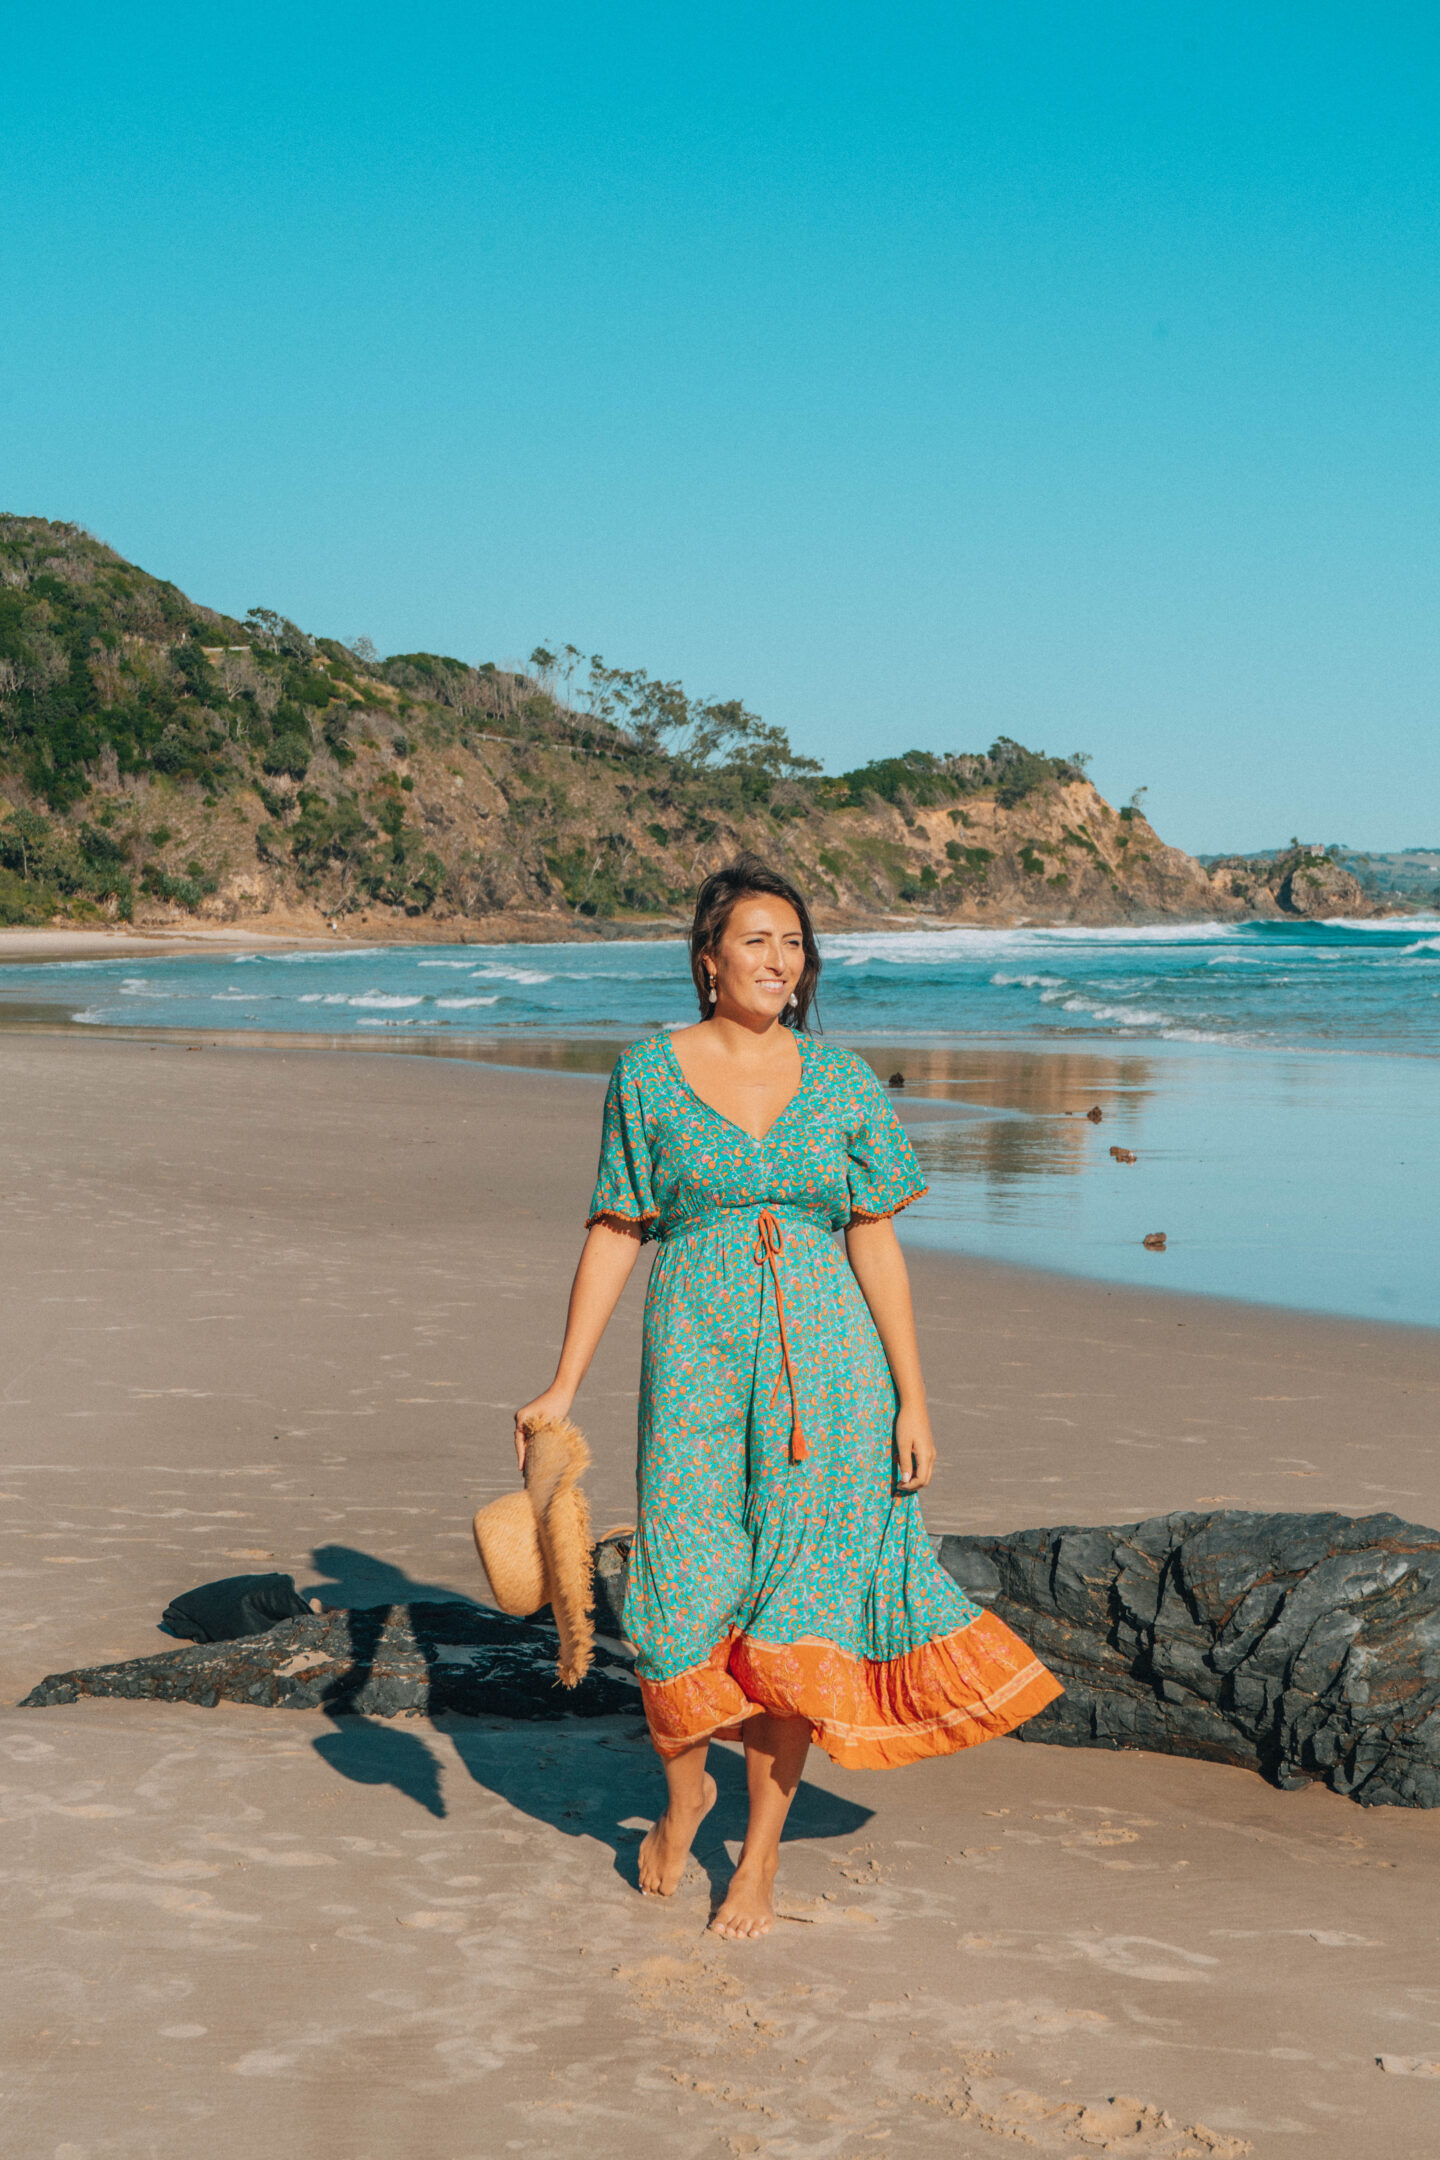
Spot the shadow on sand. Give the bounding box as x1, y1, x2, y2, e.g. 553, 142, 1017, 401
305, 1542, 480, 1822
300, 1545, 875, 1891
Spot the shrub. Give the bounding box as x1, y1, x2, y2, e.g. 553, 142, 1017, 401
945, 840, 994, 870
0, 866, 51, 923
1062, 824, 1100, 856
79, 823, 128, 873
141, 865, 207, 908
287, 792, 373, 881
262, 704, 312, 778
173, 642, 216, 699
829, 749, 959, 810
544, 838, 677, 918
829, 739, 1080, 814
993, 742, 1060, 809
897, 863, 939, 901
289, 671, 337, 708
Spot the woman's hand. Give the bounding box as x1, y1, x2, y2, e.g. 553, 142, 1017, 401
893, 1401, 936, 1491
513, 1384, 575, 1469
845, 1219, 936, 1493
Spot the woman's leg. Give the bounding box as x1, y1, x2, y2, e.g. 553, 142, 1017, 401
710, 1713, 811, 1939
637, 1739, 716, 1896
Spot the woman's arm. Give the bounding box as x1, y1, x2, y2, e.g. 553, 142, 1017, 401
512, 1216, 645, 1465
843, 1216, 935, 1490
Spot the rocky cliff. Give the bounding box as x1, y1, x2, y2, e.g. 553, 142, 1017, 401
0, 514, 1305, 938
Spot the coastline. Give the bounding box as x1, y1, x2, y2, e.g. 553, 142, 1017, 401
3, 1027, 1439, 2155
3, 982, 1436, 1331
4, 895, 1404, 965
0, 916, 708, 960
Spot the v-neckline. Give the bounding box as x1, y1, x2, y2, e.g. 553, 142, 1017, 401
661, 1029, 809, 1147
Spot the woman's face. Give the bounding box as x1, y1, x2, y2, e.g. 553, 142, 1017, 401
706, 895, 806, 1021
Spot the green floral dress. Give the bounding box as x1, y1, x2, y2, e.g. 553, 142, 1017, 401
588, 1030, 1061, 1767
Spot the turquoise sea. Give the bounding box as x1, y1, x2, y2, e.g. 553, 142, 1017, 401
3, 916, 1438, 1330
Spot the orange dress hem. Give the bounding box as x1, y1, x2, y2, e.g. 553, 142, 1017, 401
638, 1607, 1063, 1770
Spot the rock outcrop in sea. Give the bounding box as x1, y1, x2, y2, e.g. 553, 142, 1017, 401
1204, 844, 1372, 919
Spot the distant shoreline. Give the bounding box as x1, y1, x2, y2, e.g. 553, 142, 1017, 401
0, 901, 1413, 966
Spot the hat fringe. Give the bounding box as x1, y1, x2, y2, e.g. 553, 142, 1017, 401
523, 1416, 595, 1688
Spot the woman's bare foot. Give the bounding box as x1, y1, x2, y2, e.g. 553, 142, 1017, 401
709, 1853, 778, 1940
637, 1772, 716, 1896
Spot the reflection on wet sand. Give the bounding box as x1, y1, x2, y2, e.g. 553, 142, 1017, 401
848, 1041, 1157, 1187
0, 1011, 633, 1075
0, 1014, 1152, 1186
849, 1041, 1156, 1116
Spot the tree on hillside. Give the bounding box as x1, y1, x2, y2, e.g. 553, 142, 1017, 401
578, 655, 818, 785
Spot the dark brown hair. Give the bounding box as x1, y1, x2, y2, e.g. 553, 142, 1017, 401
689, 854, 822, 1030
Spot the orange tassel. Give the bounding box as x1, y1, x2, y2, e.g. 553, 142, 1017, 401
753, 1209, 807, 1464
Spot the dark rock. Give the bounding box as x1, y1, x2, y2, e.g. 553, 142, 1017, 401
1085, 1105, 1103, 1122
939, 1511, 1440, 1807
888, 1072, 905, 1089
20, 1601, 639, 1722
161, 1570, 312, 1643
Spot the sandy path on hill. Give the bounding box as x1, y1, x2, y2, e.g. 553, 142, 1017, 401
2, 1035, 1439, 2159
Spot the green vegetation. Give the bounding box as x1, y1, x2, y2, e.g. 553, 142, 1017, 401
0, 804, 135, 918
544, 839, 677, 918
0, 515, 1126, 926
825, 739, 1086, 814
945, 841, 994, 873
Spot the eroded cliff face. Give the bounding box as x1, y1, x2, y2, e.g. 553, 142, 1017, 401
792, 778, 1229, 927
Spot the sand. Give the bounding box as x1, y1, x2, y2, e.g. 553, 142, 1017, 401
0, 910, 670, 958
3, 1032, 1439, 2158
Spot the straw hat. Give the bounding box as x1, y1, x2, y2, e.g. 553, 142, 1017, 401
472, 1416, 594, 1687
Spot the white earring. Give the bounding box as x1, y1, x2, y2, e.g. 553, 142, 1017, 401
708, 978, 718, 1005
788, 992, 798, 1007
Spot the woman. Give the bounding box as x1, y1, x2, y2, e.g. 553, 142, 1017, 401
515, 856, 1060, 1939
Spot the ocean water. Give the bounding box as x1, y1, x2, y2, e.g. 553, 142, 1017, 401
3, 916, 1437, 1328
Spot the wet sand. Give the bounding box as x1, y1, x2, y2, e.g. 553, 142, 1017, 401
3, 1034, 1440, 2157
0, 926, 357, 960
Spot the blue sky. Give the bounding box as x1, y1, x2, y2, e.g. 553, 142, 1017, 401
2, 4, 1436, 851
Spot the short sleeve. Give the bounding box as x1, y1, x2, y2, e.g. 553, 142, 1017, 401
586, 1050, 659, 1237
844, 1060, 927, 1224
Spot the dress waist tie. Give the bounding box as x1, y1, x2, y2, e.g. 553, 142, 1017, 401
752, 1208, 808, 1463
